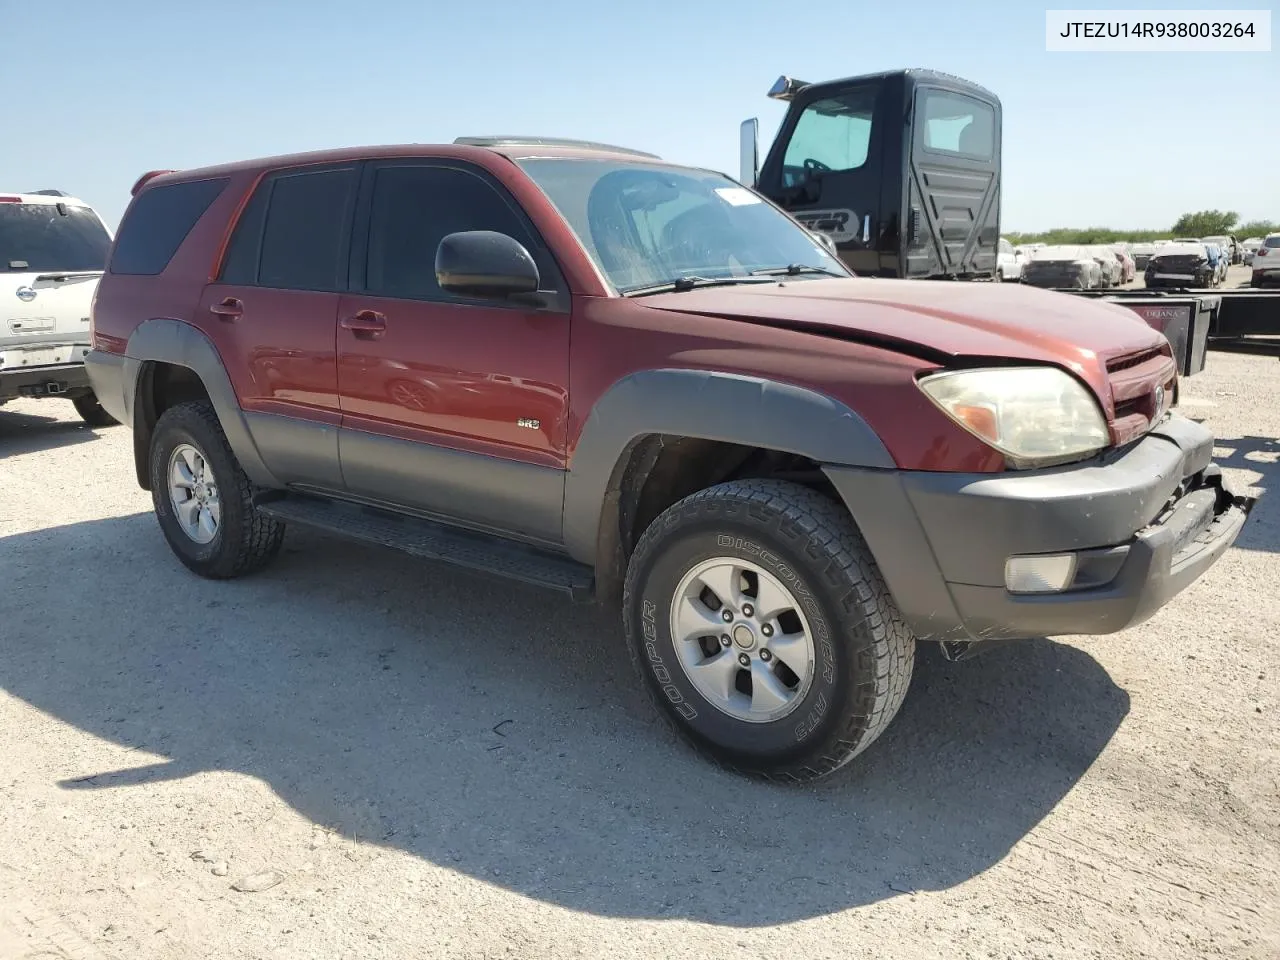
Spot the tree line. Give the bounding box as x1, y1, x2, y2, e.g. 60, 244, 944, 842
1006, 210, 1278, 246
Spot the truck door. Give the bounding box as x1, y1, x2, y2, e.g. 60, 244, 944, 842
756, 77, 889, 275
904, 84, 1001, 279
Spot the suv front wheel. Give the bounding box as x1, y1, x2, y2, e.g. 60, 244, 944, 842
622, 479, 915, 782
148, 401, 285, 579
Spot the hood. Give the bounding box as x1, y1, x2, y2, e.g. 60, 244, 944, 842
639, 277, 1166, 397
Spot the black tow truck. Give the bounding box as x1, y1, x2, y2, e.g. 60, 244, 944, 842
737, 68, 1280, 376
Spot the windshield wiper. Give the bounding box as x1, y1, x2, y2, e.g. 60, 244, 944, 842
623, 275, 779, 296
33, 270, 105, 282
749, 264, 846, 278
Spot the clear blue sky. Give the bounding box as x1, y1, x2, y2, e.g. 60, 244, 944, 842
3, 0, 1275, 233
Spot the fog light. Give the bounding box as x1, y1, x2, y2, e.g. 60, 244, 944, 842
1004, 554, 1077, 594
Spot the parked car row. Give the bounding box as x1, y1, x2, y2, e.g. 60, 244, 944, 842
1016, 243, 1136, 290
1009, 232, 1270, 290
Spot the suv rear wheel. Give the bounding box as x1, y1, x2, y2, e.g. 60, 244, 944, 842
148, 401, 285, 579
622, 478, 915, 782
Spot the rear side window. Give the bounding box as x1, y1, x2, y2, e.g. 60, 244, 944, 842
921, 90, 996, 160
220, 166, 356, 291
110, 178, 227, 275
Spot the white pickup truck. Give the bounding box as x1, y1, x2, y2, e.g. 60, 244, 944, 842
1, 190, 117, 425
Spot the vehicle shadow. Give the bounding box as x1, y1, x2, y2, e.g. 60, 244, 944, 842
0, 406, 108, 456
0, 514, 1130, 925
1210, 434, 1280, 554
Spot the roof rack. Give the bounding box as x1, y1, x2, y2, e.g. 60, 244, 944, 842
27, 189, 70, 197
453, 136, 660, 159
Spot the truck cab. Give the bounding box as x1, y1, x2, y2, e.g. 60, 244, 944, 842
740, 69, 1002, 280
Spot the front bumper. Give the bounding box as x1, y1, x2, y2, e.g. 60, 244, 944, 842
825, 414, 1256, 642
0, 362, 92, 402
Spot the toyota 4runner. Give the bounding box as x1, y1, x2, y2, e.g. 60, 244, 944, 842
86, 140, 1254, 781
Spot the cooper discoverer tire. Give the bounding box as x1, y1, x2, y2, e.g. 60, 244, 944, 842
148, 401, 285, 579
622, 478, 915, 782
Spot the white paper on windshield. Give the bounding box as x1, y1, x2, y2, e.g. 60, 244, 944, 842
715, 187, 762, 207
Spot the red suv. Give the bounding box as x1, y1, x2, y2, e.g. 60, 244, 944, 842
86, 138, 1253, 781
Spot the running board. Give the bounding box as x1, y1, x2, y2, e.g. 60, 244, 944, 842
258, 496, 595, 601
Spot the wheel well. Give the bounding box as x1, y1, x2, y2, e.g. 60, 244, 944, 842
593, 435, 841, 608
133, 361, 212, 490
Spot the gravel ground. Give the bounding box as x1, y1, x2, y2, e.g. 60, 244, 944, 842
1, 349, 1277, 960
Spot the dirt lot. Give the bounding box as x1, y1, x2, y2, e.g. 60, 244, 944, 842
1, 350, 1277, 960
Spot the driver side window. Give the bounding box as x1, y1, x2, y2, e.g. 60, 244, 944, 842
780, 87, 877, 187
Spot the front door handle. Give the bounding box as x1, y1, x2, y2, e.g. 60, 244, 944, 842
209, 297, 243, 320
340, 309, 387, 339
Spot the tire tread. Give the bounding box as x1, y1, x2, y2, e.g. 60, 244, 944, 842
151, 401, 284, 579
622, 478, 915, 783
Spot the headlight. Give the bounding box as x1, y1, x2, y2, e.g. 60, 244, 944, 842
917, 366, 1109, 469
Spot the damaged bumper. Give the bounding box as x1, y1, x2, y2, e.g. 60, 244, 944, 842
826, 414, 1256, 642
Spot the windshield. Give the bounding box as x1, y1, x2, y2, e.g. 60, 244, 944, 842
1266, 236, 1280, 249
515, 157, 849, 293
0, 202, 111, 272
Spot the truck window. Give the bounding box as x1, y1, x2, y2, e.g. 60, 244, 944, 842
780, 85, 877, 187
363, 164, 559, 302
921, 90, 995, 159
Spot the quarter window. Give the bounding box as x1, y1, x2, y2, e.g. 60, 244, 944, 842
110, 178, 226, 275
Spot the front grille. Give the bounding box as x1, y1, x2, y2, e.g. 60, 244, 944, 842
1106, 348, 1163, 374
1105, 348, 1178, 444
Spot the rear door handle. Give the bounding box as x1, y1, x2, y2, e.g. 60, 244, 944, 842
209, 297, 243, 320
340, 309, 387, 339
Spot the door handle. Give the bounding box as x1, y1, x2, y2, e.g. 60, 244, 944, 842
340, 309, 387, 339
209, 297, 243, 320
862, 214, 871, 244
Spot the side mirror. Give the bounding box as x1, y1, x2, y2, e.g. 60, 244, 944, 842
739, 118, 759, 187
436, 230, 540, 299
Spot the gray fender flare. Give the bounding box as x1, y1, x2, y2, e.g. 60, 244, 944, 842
124, 318, 279, 488
562, 368, 894, 564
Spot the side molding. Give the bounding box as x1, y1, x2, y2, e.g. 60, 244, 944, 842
562, 368, 894, 563
125, 318, 280, 489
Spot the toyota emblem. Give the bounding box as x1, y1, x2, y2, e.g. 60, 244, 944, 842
15, 286, 36, 302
